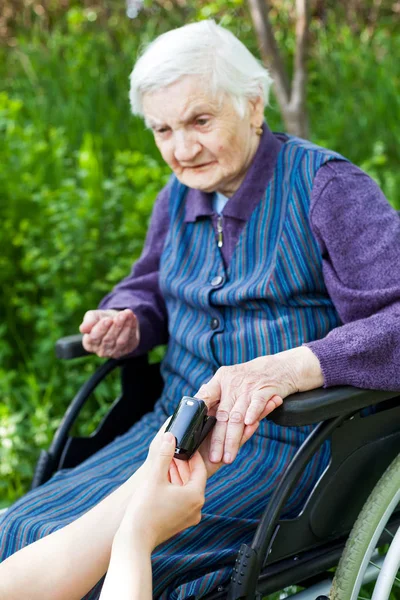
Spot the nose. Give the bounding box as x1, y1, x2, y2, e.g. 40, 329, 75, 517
173, 130, 201, 163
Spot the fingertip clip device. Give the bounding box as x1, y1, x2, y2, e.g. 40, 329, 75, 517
166, 396, 216, 460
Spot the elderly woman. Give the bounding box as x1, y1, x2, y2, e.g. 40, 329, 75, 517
2, 19, 400, 600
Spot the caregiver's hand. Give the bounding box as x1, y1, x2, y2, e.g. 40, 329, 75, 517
196, 347, 323, 465
117, 432, 207, 552
79, 308, 140, 358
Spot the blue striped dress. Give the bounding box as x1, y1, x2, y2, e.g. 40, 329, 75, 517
0, 137, 345, 599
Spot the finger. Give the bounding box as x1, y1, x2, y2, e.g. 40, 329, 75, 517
187, 451, 207, 491
101, 313, 127, 354
245, 391, 278, 425
209, 372, 234, 463
82, 333, 95, 353
169, 460, 183, 486
151, 432, 176, 480
209, 414, 228, 463
223, 395, 249, 464
79, 310, 102, 334
240, 421, 260, 446
173, 458, 191, 485
149, 416, 173, 455
114, 314, 139, 356
259, 395, 283, 420
88, 318, 113, 347
196, 373, 222, 410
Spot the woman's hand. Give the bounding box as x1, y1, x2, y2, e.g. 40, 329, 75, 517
116, 431, 207, 553
195, 347, 323, 465
194, 417, 260, 478
79, 308, 140, 358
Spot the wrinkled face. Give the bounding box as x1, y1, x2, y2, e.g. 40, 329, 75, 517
142, 76, 264, 197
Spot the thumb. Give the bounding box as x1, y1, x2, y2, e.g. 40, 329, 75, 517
196, 373, 222, 410
152, 432, 176, 479
79, 310, 102, 333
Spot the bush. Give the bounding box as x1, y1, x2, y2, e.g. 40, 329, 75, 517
0, 89, 169, 505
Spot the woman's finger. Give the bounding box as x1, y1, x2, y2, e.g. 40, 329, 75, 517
114, 318, 138, 355
258, 395, 283, 420
222, 393, 249, 463
79, 310, 102, 334
196, 374, 222, 410
173, 458, 191, 485
148, 416, 173, 456
169, 460, 183, 486
101, 314, 127, 354
240, 421, 260, 445
187, 451, 207, 491
244, 390, 277, 425
151, 432, 176, 480
208, 417, 227, 463
88, 318, 113, 348
82, 333, 95, 353
209, 383, 233, 464
209, 372, 236, 463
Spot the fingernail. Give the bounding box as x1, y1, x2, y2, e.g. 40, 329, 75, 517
224, 453, 232, 463
161, 439, 173, 452
244, 415, 253, 425
210, 452, 219, 463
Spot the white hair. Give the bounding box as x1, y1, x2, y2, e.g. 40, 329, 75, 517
129, 20, 273, 118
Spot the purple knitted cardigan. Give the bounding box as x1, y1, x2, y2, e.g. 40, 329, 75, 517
100, 125, 400, 391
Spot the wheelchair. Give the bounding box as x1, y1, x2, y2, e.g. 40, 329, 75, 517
30, 334, 400, 600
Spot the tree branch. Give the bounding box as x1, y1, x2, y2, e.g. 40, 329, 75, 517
247, 0, 291, 107
289, 0, 309, 113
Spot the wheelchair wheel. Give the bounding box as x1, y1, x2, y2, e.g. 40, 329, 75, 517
370, 523, 400, 599
330, 453, 400, 600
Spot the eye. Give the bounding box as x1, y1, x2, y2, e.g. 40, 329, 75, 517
195, 117, 209, 127
154, 126, 170, 135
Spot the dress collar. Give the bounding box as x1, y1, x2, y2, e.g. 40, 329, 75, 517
184, 123, 284, 223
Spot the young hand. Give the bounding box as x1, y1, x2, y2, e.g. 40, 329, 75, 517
116, 431, 207, 553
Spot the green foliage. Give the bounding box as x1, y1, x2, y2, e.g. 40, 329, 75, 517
0, 76, 169, 504
308, 18, 400, 209
0, 4, 399, 507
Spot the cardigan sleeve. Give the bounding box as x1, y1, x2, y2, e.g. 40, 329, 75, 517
304, 160, 400, 390
98, 181, 171, 355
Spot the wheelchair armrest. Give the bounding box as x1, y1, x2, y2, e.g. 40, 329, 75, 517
270, 386, 400, 427
55, 334, 90, 359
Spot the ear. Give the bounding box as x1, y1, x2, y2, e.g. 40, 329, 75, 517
248, 95, 264, 129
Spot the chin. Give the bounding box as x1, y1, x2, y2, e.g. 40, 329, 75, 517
178, 175, 220, 193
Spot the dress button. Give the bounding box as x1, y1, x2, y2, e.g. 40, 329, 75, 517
211, 275, 224, 287
210, 318, 219, 330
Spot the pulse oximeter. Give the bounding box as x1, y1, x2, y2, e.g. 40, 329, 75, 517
166, 396, 216, 460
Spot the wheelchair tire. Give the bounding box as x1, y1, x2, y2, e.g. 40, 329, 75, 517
330, 452, 400, 600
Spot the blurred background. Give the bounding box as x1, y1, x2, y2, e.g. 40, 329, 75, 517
0, 0, 399, 508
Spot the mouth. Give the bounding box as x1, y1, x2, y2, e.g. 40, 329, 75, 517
183, 162, 214, 170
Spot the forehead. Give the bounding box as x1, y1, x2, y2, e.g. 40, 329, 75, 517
142, 76, 227, 125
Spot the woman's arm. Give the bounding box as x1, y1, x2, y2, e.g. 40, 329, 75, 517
306, 160, 400, 390
0, 466, 145, 600
100, 539, 153, 600
0, 429, 208, 600
97, 180, 172, 356
100, 432, 207, 600
79, 180, 172, 359
99, 425, 260, 600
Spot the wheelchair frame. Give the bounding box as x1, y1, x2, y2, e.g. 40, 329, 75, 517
31, 334, 400, 600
